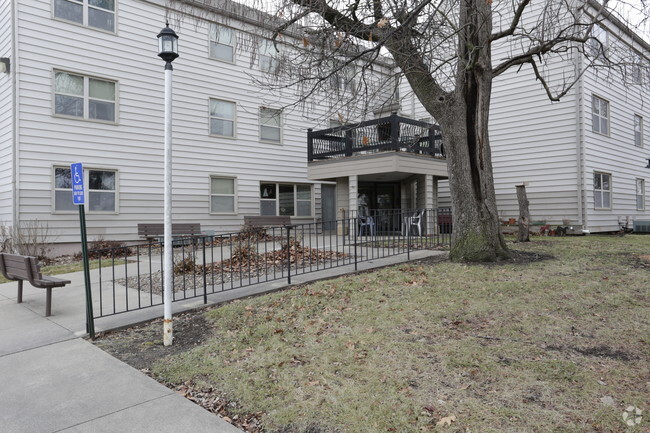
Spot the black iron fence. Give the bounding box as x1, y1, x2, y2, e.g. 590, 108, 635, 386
308, 113, 445, 161
89, 209, 452, 325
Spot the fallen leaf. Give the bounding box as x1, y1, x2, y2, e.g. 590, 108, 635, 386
436, 415, 456, 426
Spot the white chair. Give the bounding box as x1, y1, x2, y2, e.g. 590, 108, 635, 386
403, 209, 423, 236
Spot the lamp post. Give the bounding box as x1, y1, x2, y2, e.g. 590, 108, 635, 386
157, 22, 179, 347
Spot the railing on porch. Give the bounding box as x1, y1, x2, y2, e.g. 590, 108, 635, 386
308, 113, 445, 161
88, 209, 453, 325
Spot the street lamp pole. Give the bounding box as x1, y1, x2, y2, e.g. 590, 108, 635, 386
157, 22, 179, 347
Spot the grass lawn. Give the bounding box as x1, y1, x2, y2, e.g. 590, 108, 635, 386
96, 236, 649, 433
0, 259, 126, 285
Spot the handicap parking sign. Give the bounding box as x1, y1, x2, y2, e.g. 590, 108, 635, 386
71, 162, 84, 205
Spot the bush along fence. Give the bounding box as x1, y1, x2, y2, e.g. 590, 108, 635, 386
88, 208, 452, 325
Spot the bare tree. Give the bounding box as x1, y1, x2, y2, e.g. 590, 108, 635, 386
172, 0, 649, 261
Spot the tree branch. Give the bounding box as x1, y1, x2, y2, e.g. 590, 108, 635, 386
490, 0, 532, 42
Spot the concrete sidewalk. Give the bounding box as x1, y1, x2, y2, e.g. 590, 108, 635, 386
0, 249, 442, 433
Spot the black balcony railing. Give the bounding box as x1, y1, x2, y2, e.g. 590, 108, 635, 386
308, 113, 445, 161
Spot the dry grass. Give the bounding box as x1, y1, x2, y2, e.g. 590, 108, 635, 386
106, 236, 650, 433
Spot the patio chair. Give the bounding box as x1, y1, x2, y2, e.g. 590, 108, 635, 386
357, 206, 376, 236
403, 209, 424, 236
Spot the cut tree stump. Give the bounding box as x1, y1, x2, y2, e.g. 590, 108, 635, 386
516, 184, 530, 242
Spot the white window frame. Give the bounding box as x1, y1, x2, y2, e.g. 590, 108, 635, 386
52, 0, 117, 33
208, 98, 236, 138
53, 70, 118, 124
209, 23, 236, 63
259, 107, 282, 144
634, 114, 643, 147
628, 54, 643, 85
591, 95, 609, 136
259, 183, 313, 217
593, 172, 612, 210
589, 25, 608, 60
259, 39, 280, 73
209, 176, 237, 215
636, 178, 645, 211
52, 166, 119, 214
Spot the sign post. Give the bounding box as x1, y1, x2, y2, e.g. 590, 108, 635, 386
72, 163, 95, 339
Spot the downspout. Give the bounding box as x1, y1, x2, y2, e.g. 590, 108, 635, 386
574, 0, 586, 232
11, 0, 19, 231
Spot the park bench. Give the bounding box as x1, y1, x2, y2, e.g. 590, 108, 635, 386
0, 253, 71, 317
243, 216, 292, 228
137, 223, 202, 242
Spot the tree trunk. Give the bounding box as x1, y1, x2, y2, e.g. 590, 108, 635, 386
516, 185, 530, 242
435, 0, 509, 262
440, 111, 510, 261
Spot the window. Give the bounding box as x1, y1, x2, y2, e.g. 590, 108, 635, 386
637, 178, 645, 211
210, 177, 236, 214
259, 39, 280, 73
209, 24, 235, 63
634, 114, 643, 147
53, 0, 115, 32
260, 183, 312, 216
209, 99, 235, 137
260, 107, 281, 143
591, 95, 609, 135
628, 54, 643, 85
88, 169, 116, 212
54, 167, 76, 212
594, 172, 611, 209
589, 25, 607, 60
54, 71, 116, 122
54, 167, 117, 212
330, 64, 356, 93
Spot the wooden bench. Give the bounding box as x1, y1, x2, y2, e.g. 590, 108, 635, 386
137, 223, 202, 242
243, 216, 292, 228
0, 253, 71, 317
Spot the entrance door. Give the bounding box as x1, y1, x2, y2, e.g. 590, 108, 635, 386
321, 184, 337, 232
358, 182, 401, 233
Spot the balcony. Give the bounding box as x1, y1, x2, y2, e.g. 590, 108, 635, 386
308, 113, 445, 162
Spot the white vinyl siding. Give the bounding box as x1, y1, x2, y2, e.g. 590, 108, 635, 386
210, 177, 236, 214
260, 183, 312, 216
209, 24, 235, 63
634, 114, 643, 147
53, 0, 115, 32
637, 178, 645, 211
259, 107, 281, 143
594, 172, 612, 210
209, 99, 235, 137
0, 1, 13, 223
591, 95, 609, 135
54, 71, 116, 122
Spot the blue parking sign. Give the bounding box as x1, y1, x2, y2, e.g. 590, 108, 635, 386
71, 162, 85, 205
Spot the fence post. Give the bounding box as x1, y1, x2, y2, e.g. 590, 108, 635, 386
345, 129, 353, 156
390, 112, 399, 150
307, 128, 314, 161
407, 221, 411, 261
202, 236, 208, 304
286, 225, 292, 285
354, 216, 358, 271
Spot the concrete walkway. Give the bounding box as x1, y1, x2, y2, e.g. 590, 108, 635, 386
0, 249, 442, 433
